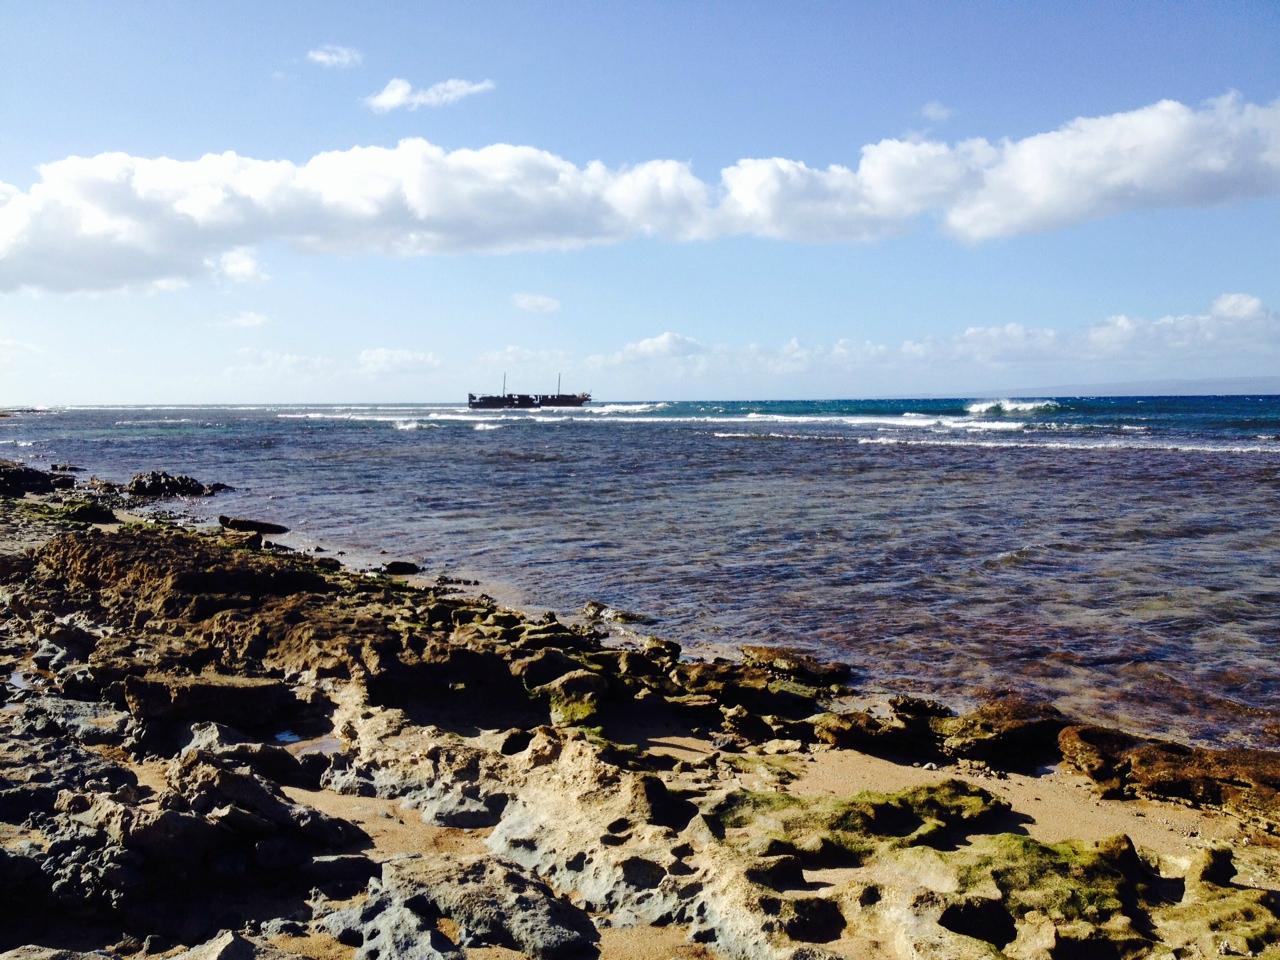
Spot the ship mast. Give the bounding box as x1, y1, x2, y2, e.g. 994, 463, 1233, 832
502, 373, 507, 396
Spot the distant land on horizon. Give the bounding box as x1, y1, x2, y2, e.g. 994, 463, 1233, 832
991, 374, 1280, 399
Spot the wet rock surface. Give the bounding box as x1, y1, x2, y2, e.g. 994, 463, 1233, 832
1060, 724, 1280, 829
124, 472, 227, 499
0, 472, 1276, 959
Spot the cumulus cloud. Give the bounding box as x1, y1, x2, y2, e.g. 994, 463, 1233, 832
1, 93, 1278, 292
946, 94, 1280, 239
0, 138, 709, 292
365, 77, 495, 112
356, 347, 440, 376
1084, 293, 1278, 359
563, 294, 1279, 384
901, 323, 1060, 365
307, 45, 362, 68
606, 331, 706, 362
511, 292, 561, 313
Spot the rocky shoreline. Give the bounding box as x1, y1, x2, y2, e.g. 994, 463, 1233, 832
0, 458, 1277, 959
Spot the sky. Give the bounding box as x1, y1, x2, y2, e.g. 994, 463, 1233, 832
1, 1, 1278, 403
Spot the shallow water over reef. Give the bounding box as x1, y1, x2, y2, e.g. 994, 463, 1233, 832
5, 395, 1279, 748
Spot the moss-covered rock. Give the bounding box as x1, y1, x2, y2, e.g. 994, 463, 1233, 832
931, 695, 1067, 766
537, 669, 608, 727
715, 779, 1009, 868
1060, 724, 1280, 829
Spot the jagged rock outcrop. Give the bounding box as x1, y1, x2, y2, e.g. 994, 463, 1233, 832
1060, 724, 1280, 828
124, 472, 226, 498
2, 498, 1279, 960
322, 854, 598, 959
0, 460, 74, 497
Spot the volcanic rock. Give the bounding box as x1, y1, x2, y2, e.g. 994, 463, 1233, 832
0, 461, 67, 497
1059, 724, 1280, 827
125, 472, 223, 498
218, 517, 289, 535
380, 561, 421, 575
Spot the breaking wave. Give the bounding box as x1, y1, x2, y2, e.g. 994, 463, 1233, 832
966, 399, 1059, 415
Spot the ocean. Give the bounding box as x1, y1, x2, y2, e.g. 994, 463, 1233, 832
4, 395, 1278, 748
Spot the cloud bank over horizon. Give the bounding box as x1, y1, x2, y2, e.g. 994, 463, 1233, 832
2, 93, 1278, 294
200, 293, 1277, 396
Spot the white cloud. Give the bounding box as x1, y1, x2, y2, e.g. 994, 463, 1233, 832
619, 331, 706, 361
220, 310, 269, 329
562, 294, 1279, 385
0, 138, 708, 292
1, 94, 1277, 292
921, 101, 952, 123
717, 140, 987, 241
946, 93, 1280, 239
365, 77, 495, 112
307, 45, 362, 68
356, 347, 440, 376
1084, 293, 1278, 359
511, 292, 561, 313
210, 247, 266, 282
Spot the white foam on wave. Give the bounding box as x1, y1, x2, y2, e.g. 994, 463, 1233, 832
392, 420, 441, 431
279, 408, 1038, 433
714, 431, 1278, 456
966, 399, 1058, 415
744, 412, 1027, 431
858, 436, 1278, 455
581, 402, 671, 415
474, 423, 504, 431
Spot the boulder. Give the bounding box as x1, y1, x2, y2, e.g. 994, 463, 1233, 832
581, 600, 653, 625
170, 931, 299, 960
931, 694, 1067, 766
181, 722, 314, 787
336, 854, 598, 960
218, 516, 289, 535
125, 472, 224, 498
61, 501, 117, 524
741, 645, 850, 685
124, 674, 300, 733
320, 901, 459, 960
0, 461, 63, 497
380, 561, 421, 576
535, 669, 608, 727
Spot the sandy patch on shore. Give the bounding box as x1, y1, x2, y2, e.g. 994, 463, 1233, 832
283, 785, 488, 861
791, 747, 1242, 864
462, 924, 722, 960
267, 930, 354, 960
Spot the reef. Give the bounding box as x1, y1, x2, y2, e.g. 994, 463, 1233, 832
0, 460, 1277, 959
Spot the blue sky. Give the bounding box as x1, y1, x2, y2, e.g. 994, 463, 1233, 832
1, 1, 1278, 402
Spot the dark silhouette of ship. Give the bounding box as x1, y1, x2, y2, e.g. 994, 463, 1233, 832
468, 374, 590, 410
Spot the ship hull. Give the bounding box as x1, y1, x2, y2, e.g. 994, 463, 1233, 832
467, 392, 590, 409
537, 393, 591, 407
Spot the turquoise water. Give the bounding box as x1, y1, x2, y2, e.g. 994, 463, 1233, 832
5, 395, 1279, 747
